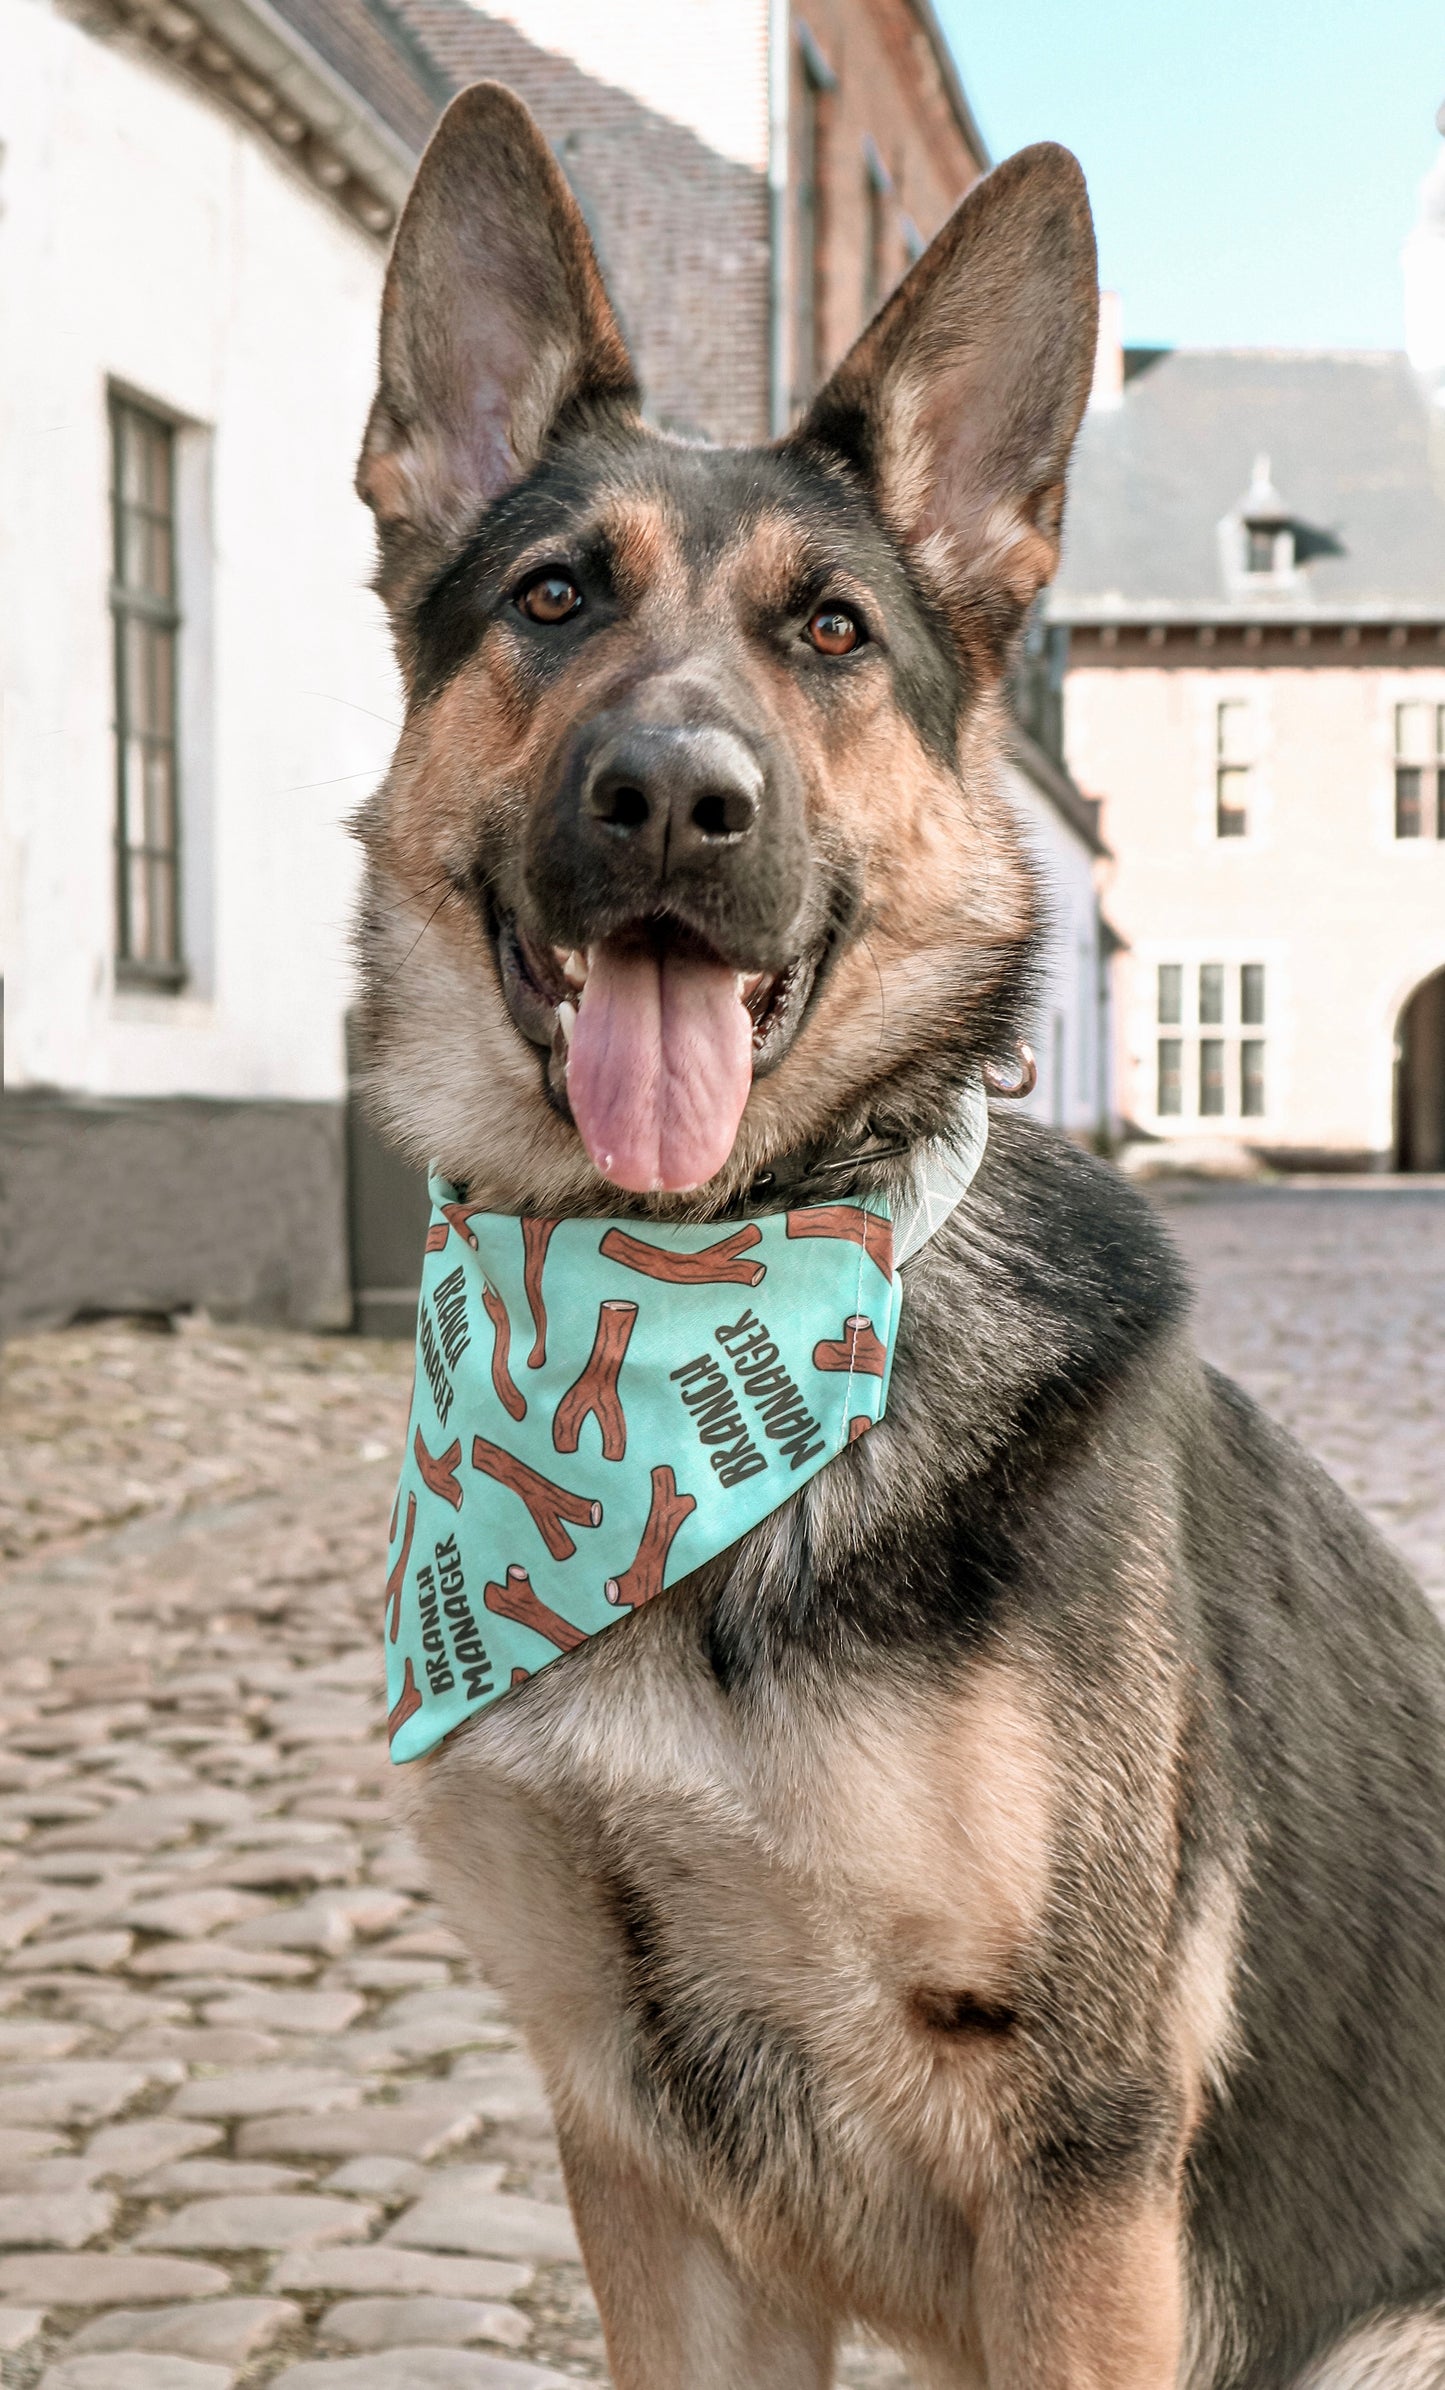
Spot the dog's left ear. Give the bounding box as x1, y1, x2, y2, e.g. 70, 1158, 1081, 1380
792, 143, 1097, 664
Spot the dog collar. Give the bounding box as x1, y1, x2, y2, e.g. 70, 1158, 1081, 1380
384, 1080, 988, 1760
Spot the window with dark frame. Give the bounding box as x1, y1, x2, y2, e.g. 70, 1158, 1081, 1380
793, 57, 825, 409
1199, 1038, 1226, 1117
862, 145, 888, 324
1241, 963, 1265, 1026
1241, 1040, 1266, 1118
1393, 701, 1444, 840
1216, 699, 1251, 838
111, 392, 183, 984
1157, 1038, 1182, 1116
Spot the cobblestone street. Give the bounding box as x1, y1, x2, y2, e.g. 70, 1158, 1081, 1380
0, 1182, 1440, 2388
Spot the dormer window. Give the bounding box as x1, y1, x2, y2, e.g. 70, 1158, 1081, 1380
1236, 453, 1295, 580
1246, 523, 1284, 574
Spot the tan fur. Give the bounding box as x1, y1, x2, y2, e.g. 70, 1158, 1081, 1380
401, 1577, 1216, 2383
358, 90, 1240, 2388
359, 505, 1033, 1209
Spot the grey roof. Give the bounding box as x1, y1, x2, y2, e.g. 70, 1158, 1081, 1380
1051, 348, 1445, 625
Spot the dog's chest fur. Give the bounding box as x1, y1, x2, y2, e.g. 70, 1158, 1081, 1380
401, 1130, 1199, 2331
407, 1559, 1049, 2323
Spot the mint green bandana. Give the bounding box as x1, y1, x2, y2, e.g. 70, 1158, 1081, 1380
385, 1085, 988, 1761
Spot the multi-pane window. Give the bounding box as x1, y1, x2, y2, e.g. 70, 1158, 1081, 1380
1215, 701, 1251, 838
111, 393, 183, 982
1155, 962, 1266, 1120
1394, 702, 1445, 840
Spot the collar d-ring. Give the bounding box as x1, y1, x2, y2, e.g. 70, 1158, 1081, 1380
982, 1042, 1037, 1100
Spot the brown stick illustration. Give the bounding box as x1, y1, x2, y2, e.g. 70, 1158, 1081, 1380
385, 1491, 417, 1643
605, 1466, 697, 1609
553, 1300, 637, 1460
848, 1414, 873, 1442
471, 1437, 603, 1560
510, 1668, 531, 1691
424, 1221, 450, 1254
389, 1488, 400, 1540
786, 1205, 894, 1281
523, 1217, 557, 1368
480, 1280, 527, 1421
387, 1656, 423, 1745
599, 1224, 766, 1287
433, 1199, 487, 1251
813, 1315, 888, 1378
484, 1563, 587, 1653
413, 1426, 463, 1510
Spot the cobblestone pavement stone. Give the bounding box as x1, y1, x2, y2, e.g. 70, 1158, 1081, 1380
1156, 1181, 1445, 1619
0, 1183, 1439, 2386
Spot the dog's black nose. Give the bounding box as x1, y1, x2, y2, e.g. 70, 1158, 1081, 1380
527, 700, 809, 965
582, 724, 762, 867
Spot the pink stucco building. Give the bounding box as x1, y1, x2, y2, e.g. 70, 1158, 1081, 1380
1051, 122, 1445, 1173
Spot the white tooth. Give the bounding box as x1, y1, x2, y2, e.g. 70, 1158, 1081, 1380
561, 949, 588, 987
735, 974, 747, 997
557, 999, 577, 1047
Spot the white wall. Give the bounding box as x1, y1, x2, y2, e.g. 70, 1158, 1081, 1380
0, 0, 399, 1104
1005, 760, 1108, 1139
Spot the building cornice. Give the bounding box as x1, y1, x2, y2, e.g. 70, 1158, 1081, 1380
1052, 600, 1445, 629
1066, 618, 1445, 661
73, 0, 419, 237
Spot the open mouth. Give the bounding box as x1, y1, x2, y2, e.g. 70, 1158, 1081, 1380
491, 907, 826, 1194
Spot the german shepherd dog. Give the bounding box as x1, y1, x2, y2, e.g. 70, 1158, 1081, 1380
353, 84, 1445, 2389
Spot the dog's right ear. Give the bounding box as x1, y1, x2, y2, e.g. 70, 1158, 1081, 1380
357, 83, 638, 618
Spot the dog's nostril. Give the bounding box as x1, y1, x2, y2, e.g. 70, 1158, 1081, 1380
590, 781, 650, 833
691, 788, 757, 840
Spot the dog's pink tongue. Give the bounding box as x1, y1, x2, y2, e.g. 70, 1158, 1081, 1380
568, 941, 753, 1193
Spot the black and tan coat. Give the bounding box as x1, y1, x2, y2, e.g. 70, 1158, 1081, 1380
349, 84, 1445, 2389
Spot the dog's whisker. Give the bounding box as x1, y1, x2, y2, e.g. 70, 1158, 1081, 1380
305, 689, 404, 732
272, 768, 393, 796
383, 883, 459, 984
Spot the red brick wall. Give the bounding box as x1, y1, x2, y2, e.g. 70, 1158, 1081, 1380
389, 0, 986, 441
788, 0, 986, 407
393, 1, 773, 444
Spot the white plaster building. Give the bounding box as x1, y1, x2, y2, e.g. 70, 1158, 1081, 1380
1, 0, 1110, 1334
0, 0, 441, 1328
1050, 112, 1445, 1173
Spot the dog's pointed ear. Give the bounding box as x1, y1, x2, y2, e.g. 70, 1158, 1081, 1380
357, 82, 638, 614
792, 143, 1097, 666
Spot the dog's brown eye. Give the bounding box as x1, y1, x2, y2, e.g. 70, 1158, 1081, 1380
805, 604, 862, 656
517, 572, 582, 624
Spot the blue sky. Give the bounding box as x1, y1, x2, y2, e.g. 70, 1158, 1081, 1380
935, 0, 1444, 351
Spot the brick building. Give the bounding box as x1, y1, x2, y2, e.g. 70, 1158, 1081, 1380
1, 0, 1111, 1336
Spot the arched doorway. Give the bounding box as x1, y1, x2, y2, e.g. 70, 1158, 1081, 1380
1397, 968, 1445, 1171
